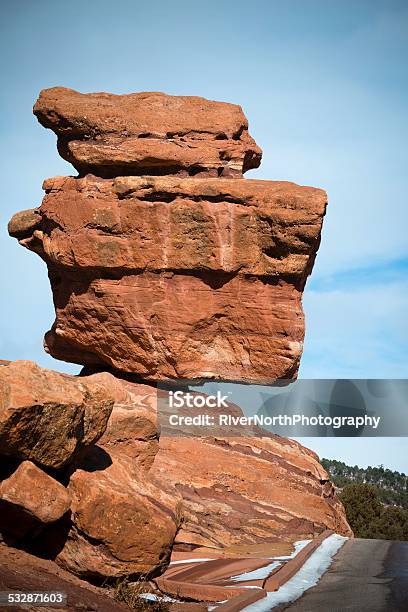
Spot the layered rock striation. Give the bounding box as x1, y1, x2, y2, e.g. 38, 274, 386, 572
9, 87, 327, 383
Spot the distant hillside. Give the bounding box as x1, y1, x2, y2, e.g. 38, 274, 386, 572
321, 458, 408, 508
322, 458, 408, 540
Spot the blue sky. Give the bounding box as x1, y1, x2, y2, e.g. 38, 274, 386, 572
0, 0, 407, 470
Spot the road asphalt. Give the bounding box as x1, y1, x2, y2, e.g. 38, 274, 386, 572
280, 538, 408, 612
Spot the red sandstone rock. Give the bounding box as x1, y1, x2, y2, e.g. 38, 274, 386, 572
33, 88, 262, 177
13, 175, 325, 280
8, 175, 326, 382
55, 449, 180, 579
113, 382, 351, 545
0, 461, 71, 537
96, 381, 352, 545
50, 382, 176, 578
43, 273, 306, 382
0, 361, 115, 469
97, 379, 159, 470
42, 378, 349, 580
1, 88, 350, 586
0, 364, 350, 579
0, 361, 175, 580
154, 436, 352, 549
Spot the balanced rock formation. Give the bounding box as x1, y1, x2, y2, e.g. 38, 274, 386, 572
9, 87, 327, 383
2, 89, 351, 589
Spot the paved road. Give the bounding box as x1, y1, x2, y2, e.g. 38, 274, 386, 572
281, 538, 408, 612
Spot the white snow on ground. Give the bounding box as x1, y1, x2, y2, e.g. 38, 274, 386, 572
224, 586, 263, 589
170, 539, 310, 572
169, 557, 214, 565
229, 539, 311, 581
241, 534, 348, 612
269, 539, 311, 561
229, 560, 282, 582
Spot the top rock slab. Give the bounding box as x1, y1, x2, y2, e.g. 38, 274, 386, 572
34, 88, 262, 178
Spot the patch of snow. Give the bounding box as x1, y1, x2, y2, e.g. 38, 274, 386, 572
224, 586, 263, 589
241, 534, 348, 612
139, 593, 179, 603
269, 539, 311, 561
229, 560, 282, 582
169, 557, 214, 565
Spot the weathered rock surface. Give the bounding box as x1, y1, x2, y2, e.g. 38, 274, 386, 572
8, 89, 328, 383
155, 437, 352, 551
77, 380, 352, 550
47, 381, 176, 579
145, 386, 351, 548
33, 377, 349, 580
34, 87, 262, 177
0, 363, 178, 580
97, 380, 159, 470
0, 360, 115, 468
9, 175, 326, 382
13, 175, 325, 279
0, 361, 351, 580
0, 461, 71, 534
45, 275, 307, 382
55, 449, 179, 579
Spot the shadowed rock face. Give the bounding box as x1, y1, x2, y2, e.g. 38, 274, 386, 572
0, 362, 179, 579
33, 87, 262, 178
0, 461, 71, 537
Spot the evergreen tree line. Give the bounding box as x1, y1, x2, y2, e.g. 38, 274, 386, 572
321, 458, 408, 541
321, 458, 408, 508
